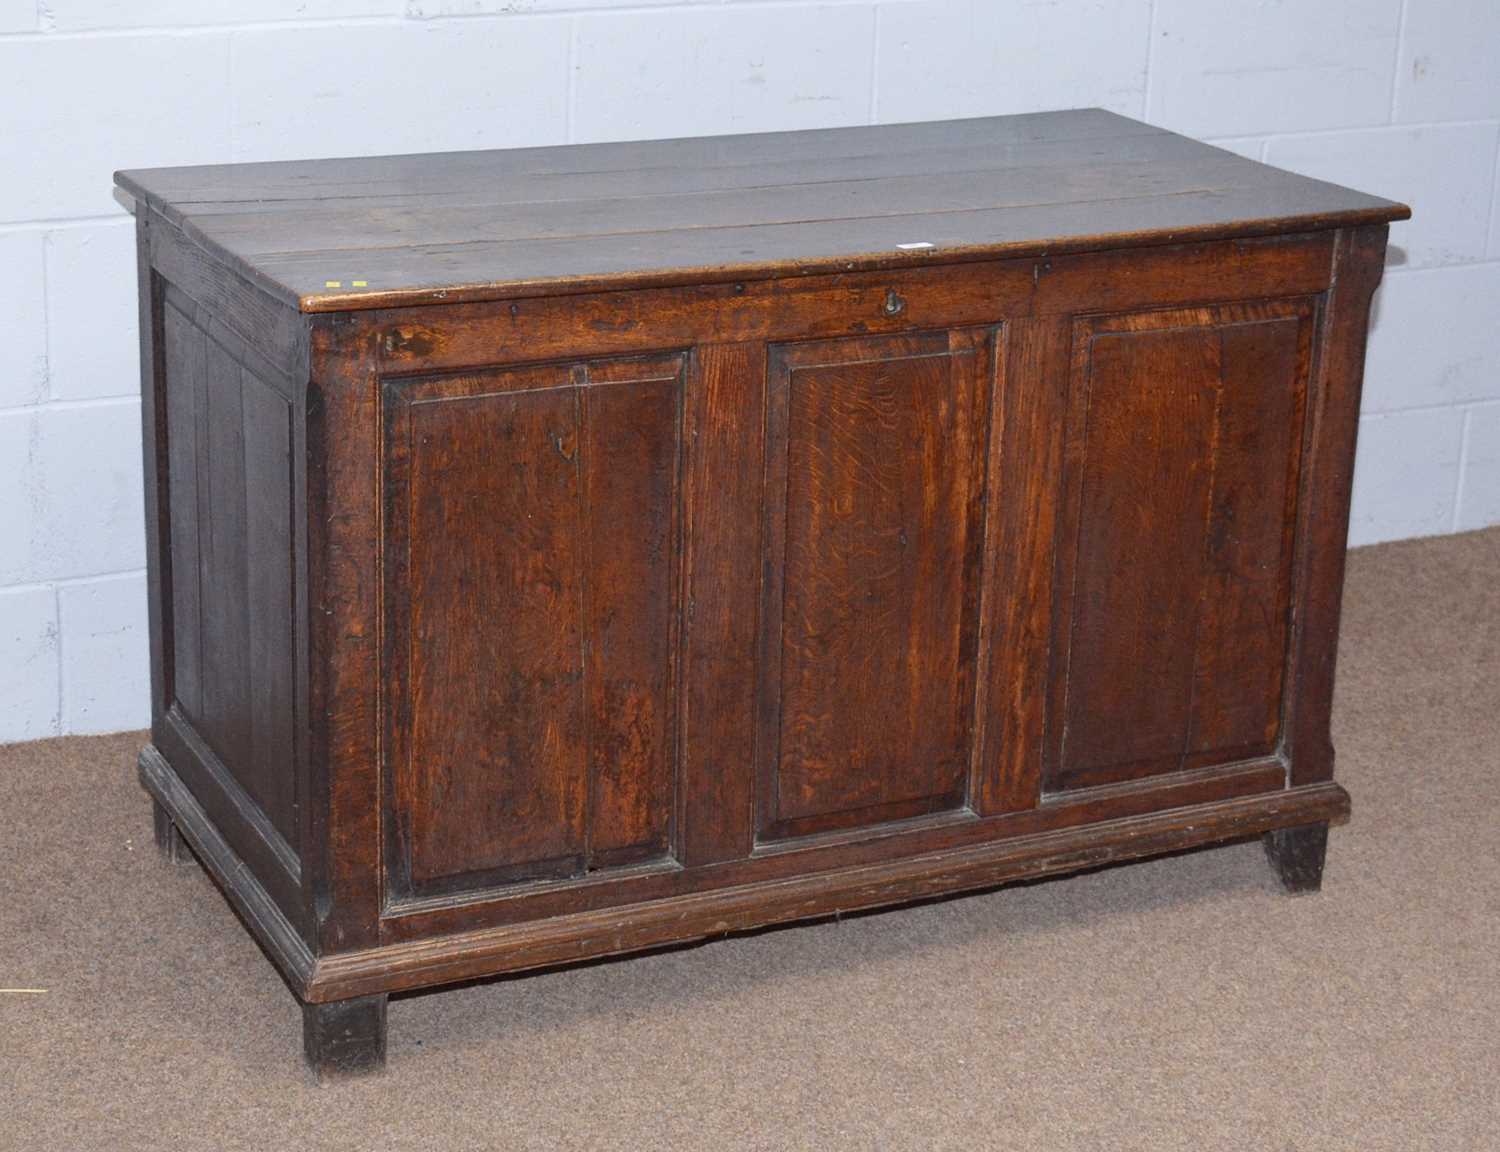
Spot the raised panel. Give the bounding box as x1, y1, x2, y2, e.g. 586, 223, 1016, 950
161, 290, 299, 857
1047, 301, 1314, 792
758, 329, 997, 842
383, 352, 685, 899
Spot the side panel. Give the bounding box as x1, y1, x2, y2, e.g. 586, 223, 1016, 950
382, 353, 685, 898
139, 207, 309, 944
159, 287, 301, 857
1046, 301, 1314, 792
757, 330, 997, 842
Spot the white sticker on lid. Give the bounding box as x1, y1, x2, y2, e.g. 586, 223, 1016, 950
896, 242, 936, 250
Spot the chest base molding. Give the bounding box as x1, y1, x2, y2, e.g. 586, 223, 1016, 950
141, 743, 1349, 1005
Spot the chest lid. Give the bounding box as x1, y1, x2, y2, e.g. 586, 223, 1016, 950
116, 108, 1407, 314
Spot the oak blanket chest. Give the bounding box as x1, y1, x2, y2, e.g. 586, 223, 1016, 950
116, 109, 1408, 1075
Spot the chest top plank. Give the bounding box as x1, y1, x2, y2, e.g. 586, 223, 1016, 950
115, 108, 1407, 314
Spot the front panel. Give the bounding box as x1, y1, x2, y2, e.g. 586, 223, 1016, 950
317, 241, 1350, 945
1046, 300, 1315, 793
382, 353, 686, 899
756, 329, 999, 842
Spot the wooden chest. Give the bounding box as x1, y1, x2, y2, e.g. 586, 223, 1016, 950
117, 109, 1407, 1075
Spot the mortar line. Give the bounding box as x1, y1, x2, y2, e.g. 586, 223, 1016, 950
1451, 407, 1474, 532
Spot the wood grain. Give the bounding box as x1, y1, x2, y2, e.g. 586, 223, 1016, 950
139, 739, 1345, 1008
159, 289, 300, 851
1188, 321, 1307, 759
354, 232, 1338, 378
1049, 302, 1315, 792
382, 354, 686, 896
758, 331, 992, 841
305, 782, 1352, 1002
161, 299, 205, 720
135, 215, 170, 734
678, 344, 766, 867
972, 316, 1066, 815
115, 110, 1407, 312
579, 369, 683, 868
406, 376, 589, 889
1284, 226, 1391, 786
200, 335, 252, 785
305, 323, 383, 952
375, 758, 1289, 940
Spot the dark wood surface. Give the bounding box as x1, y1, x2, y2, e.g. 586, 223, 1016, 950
1047, 300, 1315, 791
116, 109, 1406, 312
1284, 227, 1391, 786
1263, 822, 1331, 893
382, 352, 686, 895
126, 112, 1395, 1072
142, 743, 1348, 1006
150, 797, 194, 866
158, 287, 300, 854
302, 993, 387, 1078
758, 330, 991, 841
678, 342, 765, 868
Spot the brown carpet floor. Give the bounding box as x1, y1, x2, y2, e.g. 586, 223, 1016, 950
3, 528, 1498, 1151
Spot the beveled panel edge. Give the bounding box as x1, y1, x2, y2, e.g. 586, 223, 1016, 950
1038, 755, 1287, 809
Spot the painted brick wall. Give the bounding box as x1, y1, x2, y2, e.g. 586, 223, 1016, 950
1, 0, 1496, 741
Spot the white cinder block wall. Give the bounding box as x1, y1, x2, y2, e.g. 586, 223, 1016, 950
1, 0, 1497, 742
